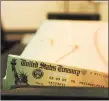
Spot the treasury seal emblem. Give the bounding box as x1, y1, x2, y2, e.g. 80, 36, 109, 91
32, 69, 44, 79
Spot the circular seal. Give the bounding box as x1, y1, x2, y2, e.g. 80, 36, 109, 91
32, 69, 44, 79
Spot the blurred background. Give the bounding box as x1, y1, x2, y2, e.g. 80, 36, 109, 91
1, 1, 108, 78
1, 1, 108, 40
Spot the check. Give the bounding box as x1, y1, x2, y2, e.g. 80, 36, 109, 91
3, 54, 108, 89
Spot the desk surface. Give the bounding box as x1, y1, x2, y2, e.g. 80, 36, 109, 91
1, 87, 109, 100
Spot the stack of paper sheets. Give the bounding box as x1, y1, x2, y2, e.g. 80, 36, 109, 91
4, 20, 108, 89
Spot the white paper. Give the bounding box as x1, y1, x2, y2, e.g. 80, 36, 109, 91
21, 20, 108, 73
